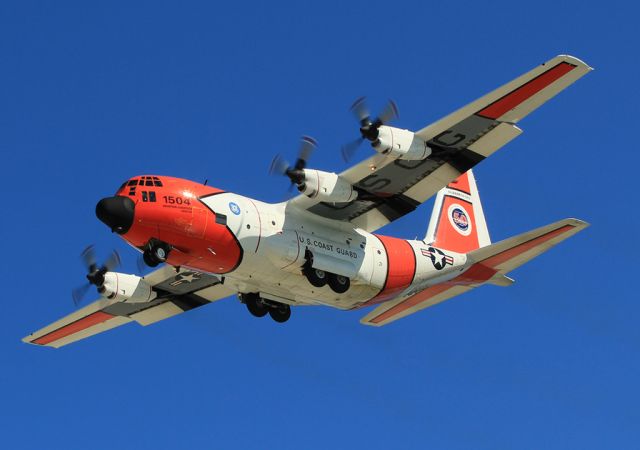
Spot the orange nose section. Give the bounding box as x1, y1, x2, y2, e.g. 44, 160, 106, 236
113, 176, 243, 274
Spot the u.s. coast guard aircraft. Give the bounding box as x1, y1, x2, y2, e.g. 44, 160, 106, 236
24, 55, 591, 347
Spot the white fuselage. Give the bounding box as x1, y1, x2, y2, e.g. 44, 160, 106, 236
198, 192, 468, 310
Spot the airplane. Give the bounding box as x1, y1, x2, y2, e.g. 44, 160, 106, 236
23, 54, 592, 348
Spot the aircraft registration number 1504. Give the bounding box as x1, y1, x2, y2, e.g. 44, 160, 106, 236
162, 195, 191, 206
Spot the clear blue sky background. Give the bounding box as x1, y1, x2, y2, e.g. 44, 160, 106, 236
1, 1, 638, 449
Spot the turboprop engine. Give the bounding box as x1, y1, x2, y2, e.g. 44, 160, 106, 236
269, 136, 358, 203
297, 169, 358, 203
101, 272, 157, 303
372, 126, 432, 160
341, 97, 432, 162
71, 245, 159, 306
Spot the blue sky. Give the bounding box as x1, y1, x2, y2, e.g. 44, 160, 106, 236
1, 1, 638, 449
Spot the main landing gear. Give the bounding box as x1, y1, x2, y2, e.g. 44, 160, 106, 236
142, 239, 172, 267
241, 293, 291, 323
302, 257, 350, 294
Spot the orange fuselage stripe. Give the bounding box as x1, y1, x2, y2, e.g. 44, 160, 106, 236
361, 235, 416, 307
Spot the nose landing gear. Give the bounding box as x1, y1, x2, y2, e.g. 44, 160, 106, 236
142, 239, 172, 267
240, 293, 291, 323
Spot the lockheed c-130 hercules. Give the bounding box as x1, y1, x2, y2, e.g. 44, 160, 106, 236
23, 55, 591, 348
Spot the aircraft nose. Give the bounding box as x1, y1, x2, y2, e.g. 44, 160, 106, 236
96, 196, 135, 234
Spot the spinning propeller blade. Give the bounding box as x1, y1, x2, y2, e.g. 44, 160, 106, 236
71, 246, 122, 306
269, 136, 317, 191
341, 97, 399, 162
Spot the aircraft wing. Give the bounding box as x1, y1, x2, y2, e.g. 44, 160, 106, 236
22, 266, 236, 348
291, 55, 591, 232
361, 218, 588, 326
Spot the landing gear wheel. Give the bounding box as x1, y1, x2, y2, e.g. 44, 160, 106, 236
142, 240, 171, 267
328, 274, 350, 294
246, 295, 269, 318
269, 304, 291, 323
304, 266, 328, 287
153, 245, 168, 262
143, 250, 160, 267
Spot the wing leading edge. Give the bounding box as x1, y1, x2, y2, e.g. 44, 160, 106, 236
291, 55, 592, 232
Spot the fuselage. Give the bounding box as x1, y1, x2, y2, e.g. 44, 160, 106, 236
96, 175, 468, 310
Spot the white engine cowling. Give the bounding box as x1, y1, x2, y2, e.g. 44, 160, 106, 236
373, 125, 432, 160
299, 169, 358, 203
101, 272, 157, 303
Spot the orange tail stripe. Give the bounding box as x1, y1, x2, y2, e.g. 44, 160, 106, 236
32, 311, 115, 346
432, 195, 479, 254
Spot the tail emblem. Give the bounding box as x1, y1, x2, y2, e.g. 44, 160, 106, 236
448, 204, 472, 236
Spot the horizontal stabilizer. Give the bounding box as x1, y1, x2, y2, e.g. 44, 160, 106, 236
486, 274, 515, 287
465, 218, 589, 279
361, 218, 588, 326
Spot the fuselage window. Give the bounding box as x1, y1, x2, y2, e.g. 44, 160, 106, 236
215, 213, 227, 225
140, 191, 157, 202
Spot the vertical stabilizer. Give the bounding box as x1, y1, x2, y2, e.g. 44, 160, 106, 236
425, 170, 491, 253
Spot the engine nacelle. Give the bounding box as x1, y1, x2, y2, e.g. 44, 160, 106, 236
373, 125, 431, 160
299, 169, 358, 203
101, 272, 157, 303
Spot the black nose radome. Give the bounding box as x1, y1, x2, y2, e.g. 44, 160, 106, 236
96, 196, 135, 234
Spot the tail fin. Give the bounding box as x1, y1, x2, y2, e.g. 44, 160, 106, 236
425, 169, 490, 253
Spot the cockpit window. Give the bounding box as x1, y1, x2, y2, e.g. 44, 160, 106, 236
135, 176, 164, 187
119, 177, 163, 196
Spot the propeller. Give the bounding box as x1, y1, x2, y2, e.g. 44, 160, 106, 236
269, 135, 317, 191
71, 245, 121, 306
341, 97, 399, 162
